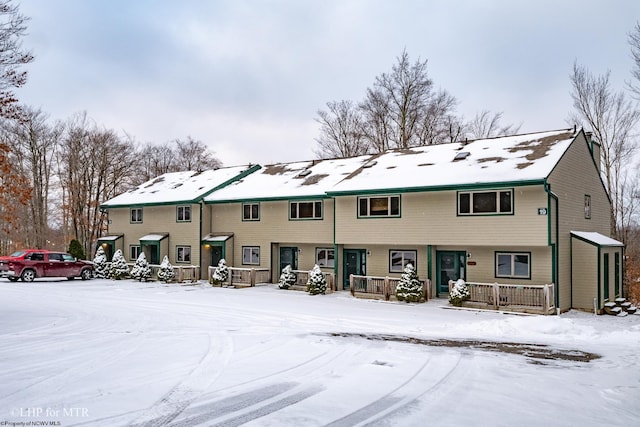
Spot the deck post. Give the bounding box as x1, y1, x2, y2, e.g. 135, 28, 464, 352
492, 283, 500, 310
349, 274, 354, 296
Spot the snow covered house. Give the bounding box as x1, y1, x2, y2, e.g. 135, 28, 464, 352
99, 165, 259, 266
99, 128, 622, 313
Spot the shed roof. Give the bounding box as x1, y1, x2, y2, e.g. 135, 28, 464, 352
571, 231, 624, 247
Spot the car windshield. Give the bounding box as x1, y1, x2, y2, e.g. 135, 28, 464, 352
10, 251, 26, 257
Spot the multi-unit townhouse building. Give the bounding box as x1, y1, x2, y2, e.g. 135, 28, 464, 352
100, 128, 623, 312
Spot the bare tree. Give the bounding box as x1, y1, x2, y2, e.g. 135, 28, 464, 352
465, 110, 522, 140
569, 62, 640, 239
173, 136, 222, 171
628, 21, 640, 99
314, 100, 368, 158
135, 142, 177, 185
418, 90, 459, 145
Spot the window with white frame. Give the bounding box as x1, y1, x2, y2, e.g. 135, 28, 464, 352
358, 195, 400, 217
458, 189, 513, 215
130, 208, 143, 223
496, 252, 530, 279
389, 250, 417, 273
243, 203, 260, 221
177, 205, 191, 222
316, 248, 335, 268
290, 201, 322, 219
242, 246, 260, 265
129, 245, 141, 261
176, 246, 191, 263
584, 195, 591, 219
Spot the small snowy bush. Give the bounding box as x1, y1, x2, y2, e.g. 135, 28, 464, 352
307, 264, 327, 295
130, 252, 152, 282
109, 249, 129, 280
211, 258, 229, 286
157, 255, 175, 283
395, 263, 423, 303
449, 279, 470, 307
278, 264, 296, 289
93, 246, 108, 279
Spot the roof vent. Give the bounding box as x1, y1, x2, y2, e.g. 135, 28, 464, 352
297, 169, 312, 177
363, 160, 377, 168
453, 152, 470, 161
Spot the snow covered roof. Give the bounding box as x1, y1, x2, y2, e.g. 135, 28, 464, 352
101, 165, 258, 207
97, 235, 123, 241
202, 233, 233, 242
328, 129, 577, 195
139, 233, 169, 242
571, 231, 624, 247
204, 156, 371, 203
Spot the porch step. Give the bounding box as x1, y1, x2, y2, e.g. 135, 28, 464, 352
604, 302, 621, 316
626, 306, 637, 315
604, 298, 639, 315
617, 311, 629, 317
615, 297, 626, 305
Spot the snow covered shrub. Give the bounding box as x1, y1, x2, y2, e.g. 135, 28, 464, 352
306, 264, 327, 295
109, 249, 130, 280
278, 264, 296, 289
449, 279, 470, 307
395, 263, 423, 302
211, 258, 229, 286
157, 255, 175, 283
130, 252, 152, 282
92, 246, 108, 279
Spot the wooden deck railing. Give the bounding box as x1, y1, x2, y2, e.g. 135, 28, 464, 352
448, 281, 555, 315
350, 274, 430, 301
104, 262, 200, 283
291, 270, 336, 292
207, 266, 271, 287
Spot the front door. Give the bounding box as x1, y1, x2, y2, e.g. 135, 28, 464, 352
210, 246, 223, 266
436, 251, 466, 295
343, 249, 366, 290
145, 244, 159, 265
280, 247, 298, 272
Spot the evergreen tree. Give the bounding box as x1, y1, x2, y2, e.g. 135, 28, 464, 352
211, 258, 229, 286
109, 249, 129, 280
92, 246, 108, 279
68, 239, 86, 260
130, 252, 151, 282
307, 264, 327, 295
449, 279, 470, 307
395, 263, 422, 302
157, 255, 175, 283
278, 264, 296, 289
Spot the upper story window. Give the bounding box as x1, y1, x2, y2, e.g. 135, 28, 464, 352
243, 203, 260, 221
177, 205, 191, 222
290, 201, 322, 220
584, 195, 591, 219
458, 189, 513, 215
130, 208, 143, 223
358, 195, 400, 218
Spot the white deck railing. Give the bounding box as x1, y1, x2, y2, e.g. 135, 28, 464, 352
349, 274, 430, 301
448, 280, 555, 315
208, 266, 271, 287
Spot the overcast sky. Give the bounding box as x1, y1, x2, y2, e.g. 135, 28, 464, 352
17, 0, 640, 166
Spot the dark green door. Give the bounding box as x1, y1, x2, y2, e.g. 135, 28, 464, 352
436, 251, 466, 294
211, 246, 223, 266
343, 249, 366, 290
603, 253, 610, 303
147, 244, 159, 264
280, 247, 298, 272
614, 252, 620, 297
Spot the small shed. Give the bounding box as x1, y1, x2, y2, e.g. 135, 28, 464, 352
571, 231, 624, 312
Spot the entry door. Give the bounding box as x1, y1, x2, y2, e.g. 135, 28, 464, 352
436, 251, 466, 294
280, 247, 298, 272
211, 246, 223, 266
343, 249, 366, 290
146, 244, 159, 265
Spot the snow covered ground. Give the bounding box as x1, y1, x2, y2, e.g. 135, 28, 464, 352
0, 279, 638, 427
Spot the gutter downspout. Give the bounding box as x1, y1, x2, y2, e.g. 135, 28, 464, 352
199, 201, 204, 280
544, 181, 560, 311
333, 198, 339, 291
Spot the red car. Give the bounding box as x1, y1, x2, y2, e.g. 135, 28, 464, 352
0, 249, 94, 282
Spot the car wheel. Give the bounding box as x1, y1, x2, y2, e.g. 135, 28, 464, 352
80, 269, 92, 280
21, 269, 36, 282
8, 277, 19, 282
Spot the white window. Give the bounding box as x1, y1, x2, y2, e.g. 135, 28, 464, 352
389, 250, 417, 273
290, 201, 322, 219
129, 245, 141, 261
358, 195, 400, 217
584, 195, 591, 219
242, 246, 260, 265
458, 190, 513, 215
243, 203, 260, 221
496, 252, 530, 279
316, 248, 335, 268
177, 205, 191, 222
130, 208, 143, 223
176, 246, 191, 263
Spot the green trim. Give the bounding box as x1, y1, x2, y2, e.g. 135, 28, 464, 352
333, 201, 338, 280
357, 195, 401, 219
327, 179, 545, 197
427, 245, 433, 282
614, 252, 620, 297
199, 202, 203, 276
603, 252, 610, 304
494, 251, 532, 280
570, 233, 624, 248
199, 164, 262, 199
544, 182, 560, 309
597, 247, 602, 308
456, 188, 514, 216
